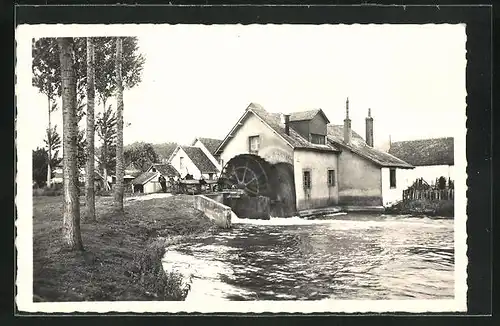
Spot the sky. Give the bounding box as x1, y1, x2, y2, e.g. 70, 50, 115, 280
22, 24, 466, 150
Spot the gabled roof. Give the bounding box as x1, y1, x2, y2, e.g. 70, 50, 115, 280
388, 137, 454, 166
289, 109, 330, 123
327, 124, 365, 142
327, 125, 413, 169
148, 163, 180, 177
192, 137, 223, 155
181, 146, 219, 174
215, 103, 340, 155
152, 142, 178, 161
131, 172, 158, 185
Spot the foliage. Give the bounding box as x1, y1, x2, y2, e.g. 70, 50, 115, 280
33, 37, 145, 186
96, 105, 117, 173
33, 147, 49, 188
93, 37, 145, 102
76, 130, 87, 172
32, 38, 87, 100
43, 126, 62, 157
33, 187, 63, 197
131, 240, 190, 300
32, 38, 61, 100
33, 147, 63, 188
151, 142, 178, 163
33, 37, 145, 107
124, 142, 159, 171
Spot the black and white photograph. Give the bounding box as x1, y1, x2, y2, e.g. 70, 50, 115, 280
16, 20, 469, 313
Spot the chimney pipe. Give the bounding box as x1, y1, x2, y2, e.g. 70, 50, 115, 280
343, 97, 352, 145
284, 114, 291, 135
365, 108, 374, 147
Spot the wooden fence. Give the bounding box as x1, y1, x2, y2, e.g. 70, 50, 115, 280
402, 188, 454, 201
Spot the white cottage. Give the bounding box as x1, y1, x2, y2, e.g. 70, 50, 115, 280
131, 163, 180, 194
168, 145, 220, 180
388, 137, 454, 187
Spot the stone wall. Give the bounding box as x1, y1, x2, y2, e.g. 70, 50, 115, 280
194, 195, 232, 228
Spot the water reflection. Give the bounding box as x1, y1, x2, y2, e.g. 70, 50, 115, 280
163, 214, 454, 301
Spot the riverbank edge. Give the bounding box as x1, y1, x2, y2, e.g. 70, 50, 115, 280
384, 199, 454, 218
32, 194, 217, 302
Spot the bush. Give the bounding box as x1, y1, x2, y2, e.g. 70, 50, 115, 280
32, 187, 63, 197
129, 239, 191, 300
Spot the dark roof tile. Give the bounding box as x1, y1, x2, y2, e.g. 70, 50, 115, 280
289, 109, 329, 123
247, 103, 340, 152
182, 146, 219, 174
195, 137, 223, 155
327, 125, 413, 169
131, 172, 157, 185
150, 163, 180, 177
388, 137, 454, 166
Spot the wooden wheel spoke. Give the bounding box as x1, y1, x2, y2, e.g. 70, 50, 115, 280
241, 162, 249, 182
244, 176, 257, 186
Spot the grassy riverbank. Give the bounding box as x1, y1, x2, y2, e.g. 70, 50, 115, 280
33, 194, 216, 302
385, 199, 454, 217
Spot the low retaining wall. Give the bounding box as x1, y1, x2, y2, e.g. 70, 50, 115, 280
194, 195, 232, 229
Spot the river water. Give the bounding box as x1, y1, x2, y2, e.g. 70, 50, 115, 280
163, 214, 454, 302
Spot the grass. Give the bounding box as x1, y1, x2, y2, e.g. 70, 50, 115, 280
32, 194, 217, 302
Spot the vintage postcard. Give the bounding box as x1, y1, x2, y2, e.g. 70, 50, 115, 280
16, 23, 468, 314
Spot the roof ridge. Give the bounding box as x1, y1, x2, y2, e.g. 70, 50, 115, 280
391, 136, 454, 143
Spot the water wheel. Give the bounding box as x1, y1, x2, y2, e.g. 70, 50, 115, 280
218, 154, 272, 197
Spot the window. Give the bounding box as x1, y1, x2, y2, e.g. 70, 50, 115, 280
219, 158, 224, 167
310, 133, 326, 145
328, 169, 336, 186
208, 173, 213, 180
179, 157, 184, 170
303, 170, 311, 189
249, 136, 260, 154
389, 168, 397, 188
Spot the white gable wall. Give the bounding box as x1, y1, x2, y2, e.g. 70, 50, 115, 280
170, 147, 215, 180
219, 112, 294, 166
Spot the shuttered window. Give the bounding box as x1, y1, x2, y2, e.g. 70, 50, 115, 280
390, 168, 397, 188
303, 170, 311, 189
328, 169, 335, 186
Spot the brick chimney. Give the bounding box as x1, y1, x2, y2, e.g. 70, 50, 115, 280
343, 97, 352, 145
284, 114, 291, 135
365, 108, 374, 147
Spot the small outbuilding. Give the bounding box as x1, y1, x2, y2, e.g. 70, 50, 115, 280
131, 163, 180, 194
388, 137, 454, 186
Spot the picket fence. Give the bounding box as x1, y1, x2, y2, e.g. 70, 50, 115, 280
402, 188, 454, 201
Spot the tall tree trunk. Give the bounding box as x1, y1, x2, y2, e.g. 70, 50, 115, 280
46, 95, 52, 188
102, 98, 110, 191
58, 37, 84, 250
114, 37, 124, 212
85, 37, 96, 222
